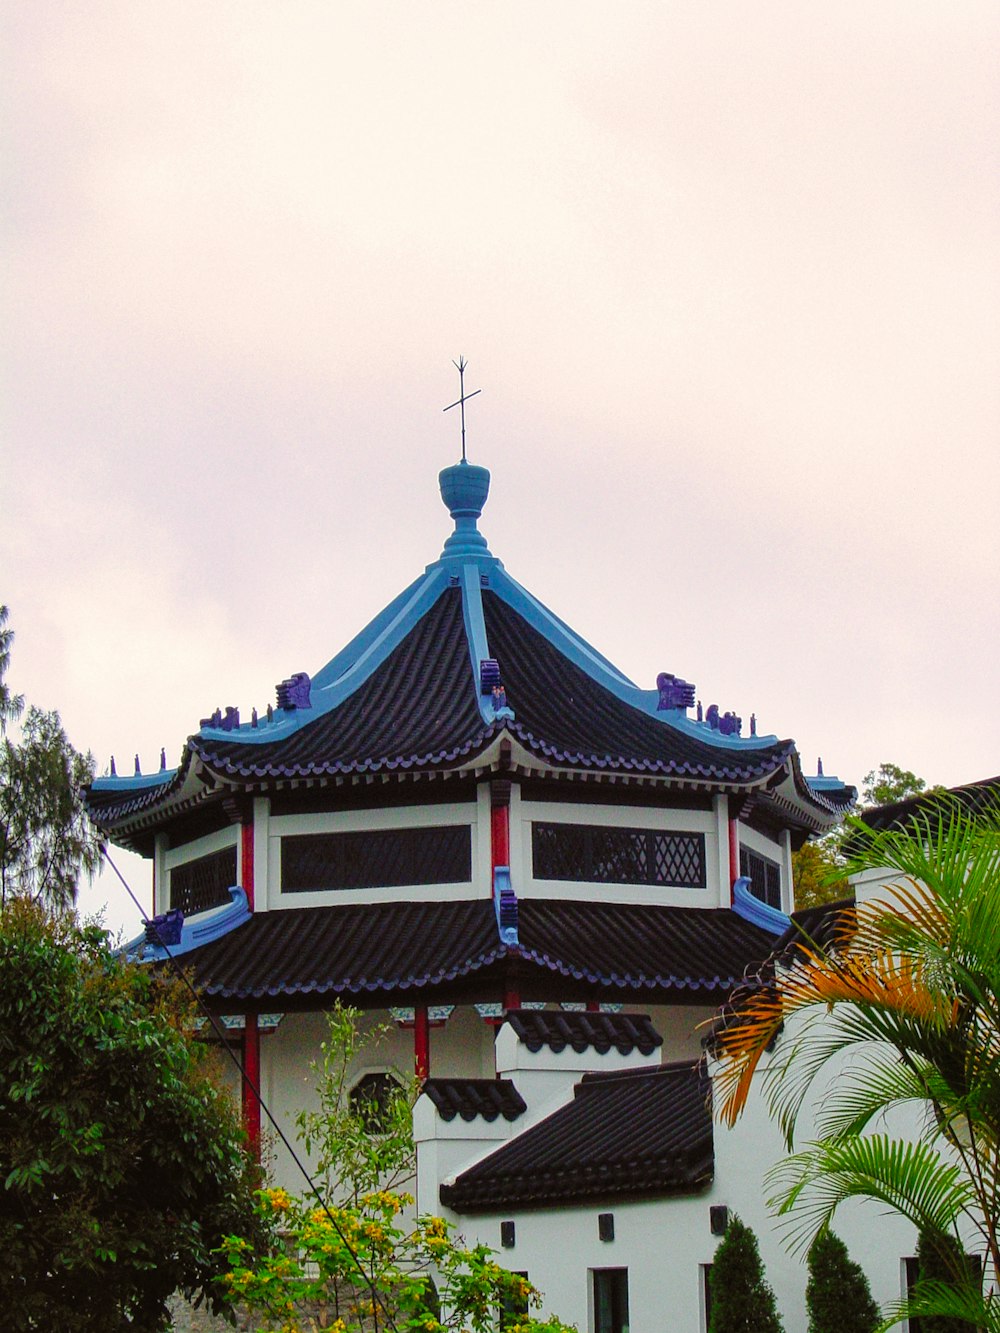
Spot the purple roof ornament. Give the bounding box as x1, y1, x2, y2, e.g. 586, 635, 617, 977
705, 704, 742, 736
656, 673, 696, 711
276, 671, 312, 711
480, 658, 502, 695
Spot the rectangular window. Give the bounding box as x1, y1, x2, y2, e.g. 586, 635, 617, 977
740, 846, 782, 910
282, 825, 472, 893
701, 1264, 713, 1333
592, 1268, 629, 1333
500, 1271, 529, 1331
169, 846, 237, 916
533, 823, 706, 888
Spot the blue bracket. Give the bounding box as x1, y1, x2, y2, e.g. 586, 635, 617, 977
493, 865, 519, 947
732, 876, 791, 936
121, 885, 251, 962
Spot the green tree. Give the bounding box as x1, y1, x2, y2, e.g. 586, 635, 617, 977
914, 1228, 978, 1333
708, 1215, 784, 1333
222, 1006, 574, 1333
792, 762, 937, 911
0, 607, 103, 910
0, 898, 261, 1332
714, 796, 1000, 1331
861, 762, 927, 809
0, 605, 24, 732
806, 1231, 879, 1333
791, 838, 849, 912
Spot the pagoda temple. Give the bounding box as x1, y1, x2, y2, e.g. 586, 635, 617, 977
86, 454, 854, 1185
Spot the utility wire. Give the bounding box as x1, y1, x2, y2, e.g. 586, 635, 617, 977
103, 851, 404, 1331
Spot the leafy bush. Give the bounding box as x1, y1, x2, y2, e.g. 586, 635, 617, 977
0, 899, 260, 1331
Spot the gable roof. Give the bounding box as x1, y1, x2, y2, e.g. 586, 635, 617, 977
440, 1060, 713, 1211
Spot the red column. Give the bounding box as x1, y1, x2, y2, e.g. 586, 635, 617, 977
490, 802, 510, 866
414, 1004, 430, 1080
242, 1012, 261, 1156
241, 816, 255, 911
491, 782, 518, 1010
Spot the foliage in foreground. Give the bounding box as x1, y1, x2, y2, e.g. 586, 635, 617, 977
714, 797, 1000, 1331
0, 899, 261, 1332
805, 1231, 879, 1333
708, 1215, 784, 1333
222, 1005, 574, 1333
0, 605, 103, 910
221, 1188, 571, 1333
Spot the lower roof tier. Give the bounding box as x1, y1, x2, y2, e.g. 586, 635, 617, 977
181, 896, 776, 1008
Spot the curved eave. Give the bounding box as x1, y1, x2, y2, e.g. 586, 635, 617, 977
84, 746, 239, 853
504, 719, 795, 785
191, 723, 498, 782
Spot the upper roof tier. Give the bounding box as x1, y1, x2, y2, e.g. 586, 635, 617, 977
88, 460, 854, 848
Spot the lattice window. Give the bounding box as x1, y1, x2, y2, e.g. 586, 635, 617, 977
169, 846, 237, 916
532, 823, 706, 888
349, 1071, 403, 1133
740, 846, 782, 910
282, 825, 472, 893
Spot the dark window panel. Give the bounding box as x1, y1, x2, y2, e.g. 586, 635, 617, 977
169, 846, 237, 916
533, 823, 706, 889
282, 825, 472, 893
739, 847, 782, 910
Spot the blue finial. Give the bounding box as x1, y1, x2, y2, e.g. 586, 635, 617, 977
440, 461, 491, 558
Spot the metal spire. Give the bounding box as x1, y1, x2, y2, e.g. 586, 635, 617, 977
442, 355, 481, 462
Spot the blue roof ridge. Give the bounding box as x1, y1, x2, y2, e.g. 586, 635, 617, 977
198, 566, 451, 746
461, 563, 514, 727
488, 568, 781, 752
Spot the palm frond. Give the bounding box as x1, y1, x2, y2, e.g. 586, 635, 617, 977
876, 1280, 999, 1333
766, 1135, 975, 1255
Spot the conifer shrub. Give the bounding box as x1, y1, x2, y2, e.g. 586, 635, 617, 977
708, 1215, 784, 1333
806, 1230, 879, 1333
914, 1229, 979, 1333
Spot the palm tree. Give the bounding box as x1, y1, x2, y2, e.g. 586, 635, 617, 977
712, 792, 1000, 1331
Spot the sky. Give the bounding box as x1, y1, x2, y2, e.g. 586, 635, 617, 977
4, 2, 999, 938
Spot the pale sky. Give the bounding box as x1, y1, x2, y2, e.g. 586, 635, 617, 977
4, 2, 999, 937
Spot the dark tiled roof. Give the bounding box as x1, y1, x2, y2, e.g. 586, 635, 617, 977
771, 898, 856, 962
482, 591, 793, 782
506, 1010, 662, 1057
194, 588, 491, 780
440, 1061, 713, 1211
423, 1078, 526, 1123
858, 776, 1000, 833
705, 898, 858, 1052
182, 898, 774, 1004
518, 899, 773, 993
187, 899, 503, 1001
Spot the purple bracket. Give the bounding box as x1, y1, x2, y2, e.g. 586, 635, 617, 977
656, 672, 696, 711
276, 671, 312, 710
